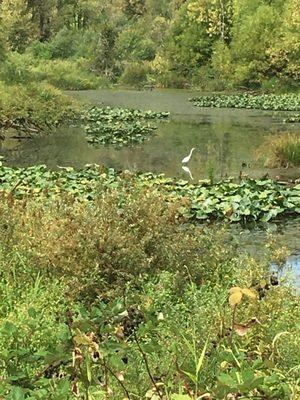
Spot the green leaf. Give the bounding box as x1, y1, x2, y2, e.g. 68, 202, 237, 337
196, 338, 209, 375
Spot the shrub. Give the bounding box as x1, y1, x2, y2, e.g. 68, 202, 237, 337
0, 52, 102, 90
0, 187, 243, 300
0, 52, 35, 84
116, 26, 156, 62
156, 70, 189, 88
0, 191, 299, 399
119, 62, 150, 87
30, 59, 102, 90
0, 81, 80, 130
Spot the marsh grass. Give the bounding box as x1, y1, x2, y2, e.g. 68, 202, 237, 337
257, 133, 300, 167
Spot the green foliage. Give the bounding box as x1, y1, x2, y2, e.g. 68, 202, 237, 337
190, 93, 300, 111
116, 25, 156, 62
122, 0, 146, 18
29, 27, 80, 60
0, 163, 299, 224
0, 213, 299, 398
91, 24, 117, 78
30, 59, 102, 90
0, 0, 33, 52
0, 52, 102, 90
0, 81, 80, 131
166, 3, 212, 77
143, 173, 300, 223
0, 0, 299, 89
119, 62, 151, 87
82, 106, 169, 146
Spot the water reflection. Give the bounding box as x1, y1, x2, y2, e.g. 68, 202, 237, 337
231, 217, 300, 291
2, 89, 299, 182
182, 165, 194, 180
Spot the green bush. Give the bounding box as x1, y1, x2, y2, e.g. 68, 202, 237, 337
0, 81, 80, 130
116, 26, 156, 62
0, 192, 299, 399
30, 59, 102, 90
0, 52, 102, 90
0, 52, 35, 84
156, 70, 189, 88
119, 62, 150, 87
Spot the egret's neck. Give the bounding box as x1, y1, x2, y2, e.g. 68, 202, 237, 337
189, 148, 195, 157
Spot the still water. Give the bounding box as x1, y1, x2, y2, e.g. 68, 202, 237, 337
2, 89, 300, 181
1, 89, 299, 288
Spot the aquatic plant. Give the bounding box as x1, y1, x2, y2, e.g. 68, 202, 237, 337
283, 114, 300, 123
189, 93, 300, 111
0, 163, 299, 223
257, 133, 300, 167
82, 106, 169, 146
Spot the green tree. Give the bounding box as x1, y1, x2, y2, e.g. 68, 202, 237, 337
227, 1, 281, 86
0, 0, 33, 51
166, 3, 213, 77
27, 0, 56, 40
93, 24, 117, 77
187, 0, 233, 42
116, 23, 156, 62
267, 0, 300, 82
122, 0, 146, 18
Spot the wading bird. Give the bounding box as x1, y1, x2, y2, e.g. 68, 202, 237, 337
182, 148, 195, 164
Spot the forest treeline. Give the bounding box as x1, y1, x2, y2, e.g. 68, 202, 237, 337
0, 0, 299, 90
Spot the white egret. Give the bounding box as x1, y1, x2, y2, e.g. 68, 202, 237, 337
182, 148, 195, 164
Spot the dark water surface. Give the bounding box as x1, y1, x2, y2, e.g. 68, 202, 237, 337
1, 88, 299, 288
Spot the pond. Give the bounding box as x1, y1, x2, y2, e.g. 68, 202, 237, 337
0, 88, 299, 288
2, 89, 300, 181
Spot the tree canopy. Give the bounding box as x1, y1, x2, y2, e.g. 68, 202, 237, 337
0, 0, 299, 89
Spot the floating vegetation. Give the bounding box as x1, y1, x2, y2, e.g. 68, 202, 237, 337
0, 163, 299, 223
189, 93, 300, 111
82, 106, 169, 146
283, 114, 300, 123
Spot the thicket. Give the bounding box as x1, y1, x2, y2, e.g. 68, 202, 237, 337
0, 0, 299, 90
0, 81, 80, 132
257, 133, 300, 168
0, 184, 299, 399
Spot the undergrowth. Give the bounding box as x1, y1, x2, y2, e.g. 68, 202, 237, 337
0, 186, 299, 399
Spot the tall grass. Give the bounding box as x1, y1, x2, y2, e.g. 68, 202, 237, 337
257, 133, 300, 167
